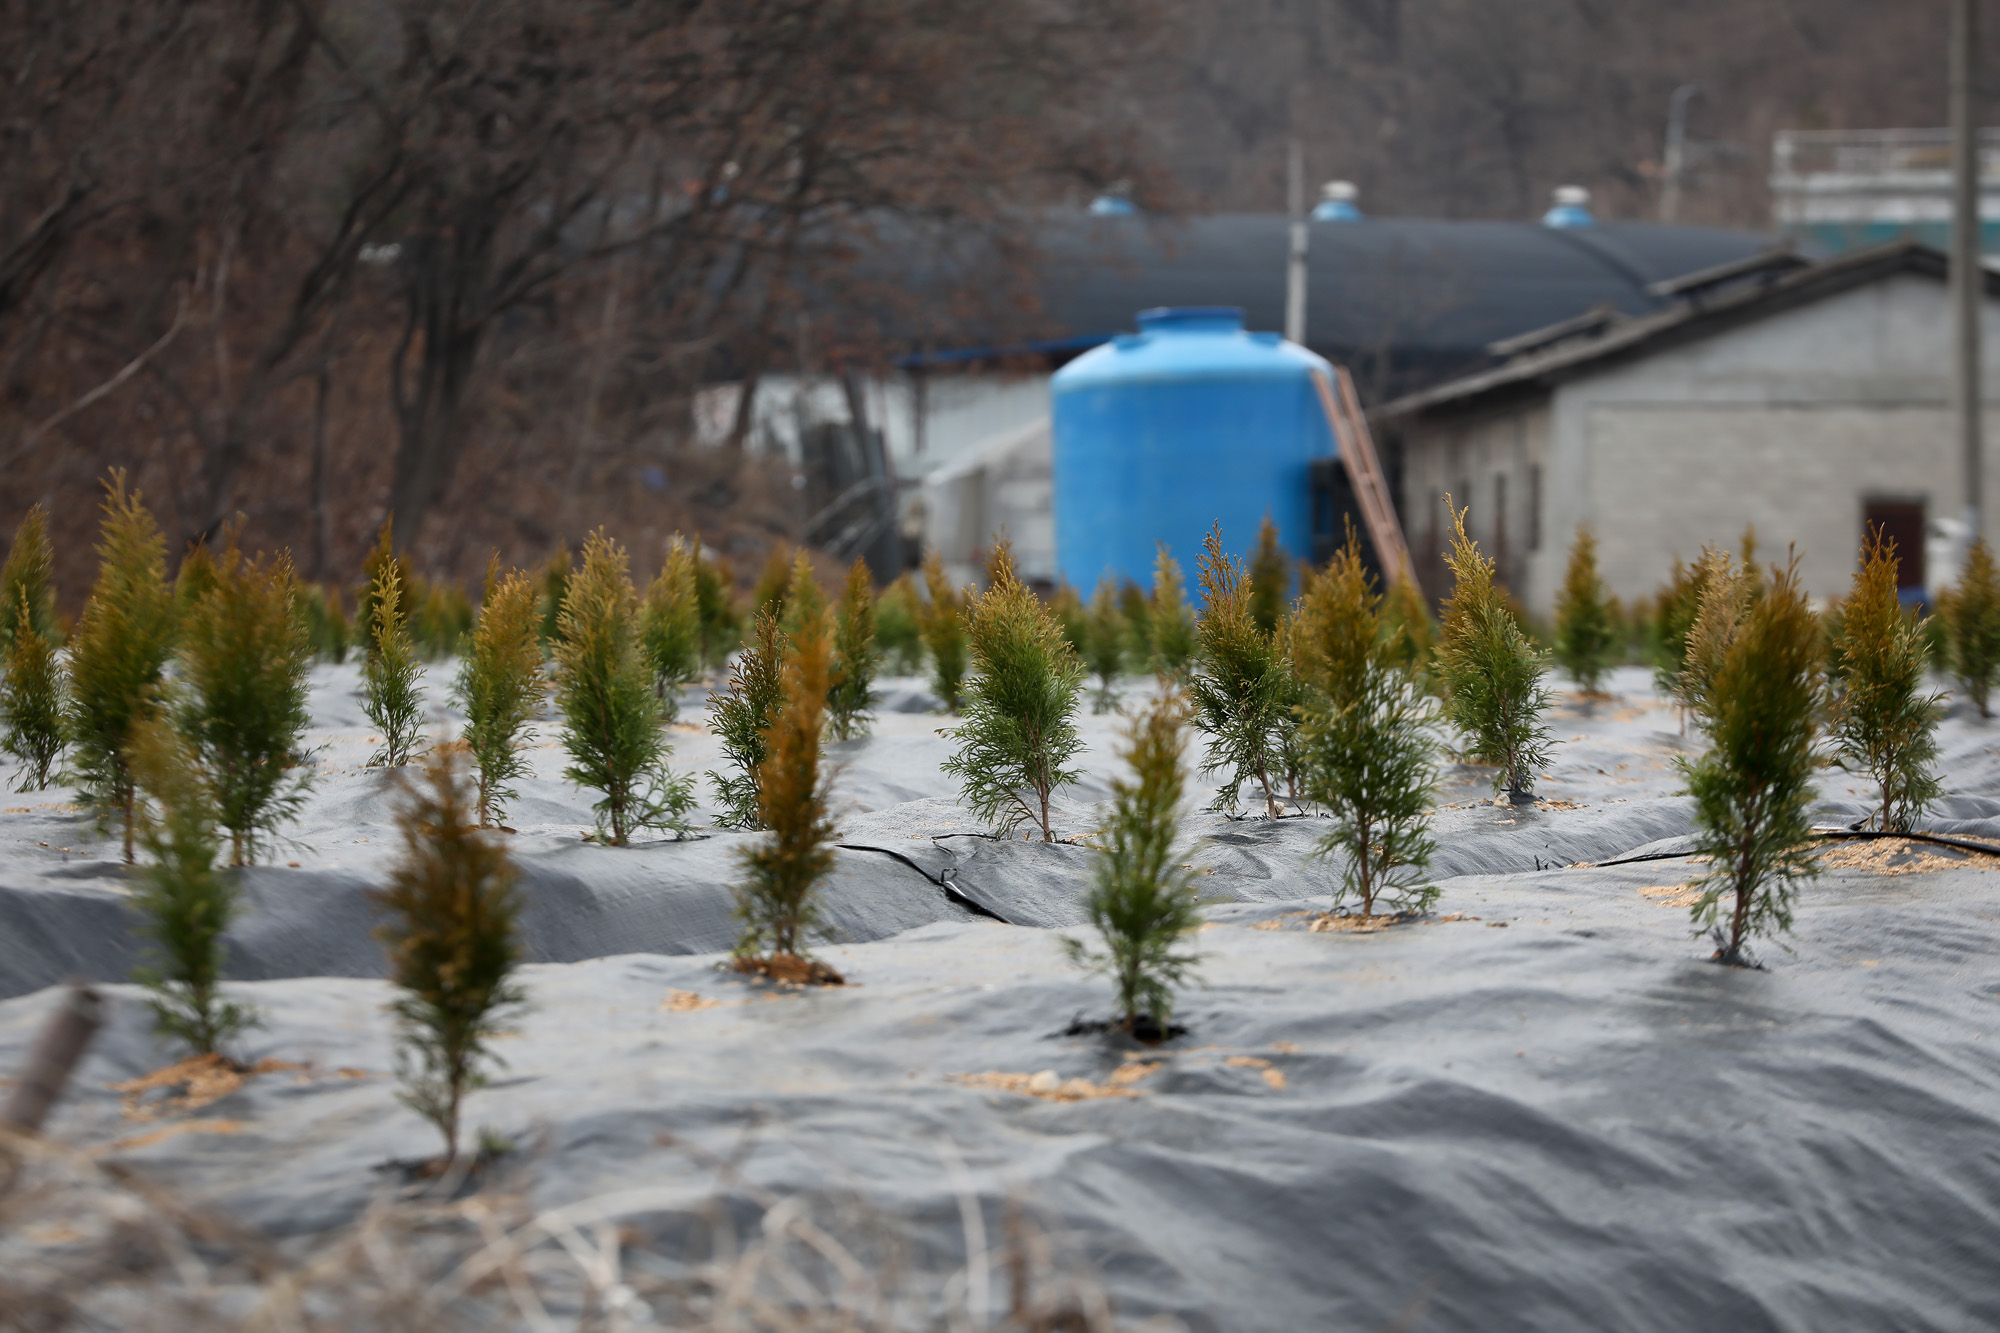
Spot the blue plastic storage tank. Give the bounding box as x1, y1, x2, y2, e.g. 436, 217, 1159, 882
1050, 306, 1336, 593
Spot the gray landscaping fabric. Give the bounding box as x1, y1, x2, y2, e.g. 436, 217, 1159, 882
5, 665, 2000, 1329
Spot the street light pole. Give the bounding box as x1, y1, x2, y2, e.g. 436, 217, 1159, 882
1660, 85, 1700, 223
1285, 136, 1308, 345
1952, 0, 1983, 550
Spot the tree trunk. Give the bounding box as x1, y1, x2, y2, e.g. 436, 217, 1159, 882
1357, 816, 1373, 917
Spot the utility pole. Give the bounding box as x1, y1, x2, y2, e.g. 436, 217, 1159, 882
1660, 85, 1700, 223
1953, 0, 1983, 549
1285, 137, 1308, 345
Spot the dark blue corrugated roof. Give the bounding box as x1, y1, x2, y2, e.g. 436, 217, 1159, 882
1018, 214, 1774, 399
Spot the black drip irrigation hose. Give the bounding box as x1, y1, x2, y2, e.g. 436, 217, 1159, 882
1588, 828, 2000, 870
834, 842, 1012, 924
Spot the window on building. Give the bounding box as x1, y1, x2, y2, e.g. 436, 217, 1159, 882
1527, 463, 1543, 553
1862, 499, 1926, 595
1493, 472, 1509, 573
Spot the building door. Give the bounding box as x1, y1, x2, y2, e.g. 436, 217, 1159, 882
1863, 499, 1926, 594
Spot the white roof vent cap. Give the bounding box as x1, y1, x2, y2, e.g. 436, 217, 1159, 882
1542, 185, 1595, 228
1312, 180, 1363, 222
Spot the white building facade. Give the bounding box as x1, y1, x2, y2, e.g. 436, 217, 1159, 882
1376, 244, 2000, 615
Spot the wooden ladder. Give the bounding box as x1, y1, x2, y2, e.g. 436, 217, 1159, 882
1311, 366, 1414, 584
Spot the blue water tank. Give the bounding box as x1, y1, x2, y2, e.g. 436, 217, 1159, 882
1050, 307, 1336, 592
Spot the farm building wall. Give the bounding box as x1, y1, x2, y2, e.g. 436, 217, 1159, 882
1398, 272, 2000, 615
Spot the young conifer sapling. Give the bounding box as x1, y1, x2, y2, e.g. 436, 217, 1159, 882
733, 606, 843, 983
1942, 537, 2000, 719
1187, 526, 1292, 819
919, 549, 970, 711
361, 557, 427, 767
638, 535, 702, 720
452, 562, 545, 827
1379, 574, 1438, 687
1682, 560, 1823, 965
1553, 526, 1619, 695
1651, 555, 1707, 703
1832, 530, 1943, 832
1435, 502, 1552, 802
553, 530, 696, 844
1670, 547, 1752, 726
175, 540, 315, 865
1295, 531, 1440, 918
710, 608, 788, 829
128, 718, 257, 1057
66, 472, 178, 861
779, 550, 824, 643
1083, 575, 1126, 713
1246, 514, 1291, 638
373, 755, 526, 1165
1147, 544, 1198, 683
875, 573, 925, 675
689, 536, 740, 670
942, 545, 1084, 841
1064, 692, 1203, 1035
0, 505, 63, 789
354, 520, 413, 647
829, 556, 878, 741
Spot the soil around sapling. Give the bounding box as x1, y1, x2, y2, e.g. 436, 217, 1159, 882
1057, 1012, 1190, 1044
731, 952, 846, 986
374, 1137, 522, 1190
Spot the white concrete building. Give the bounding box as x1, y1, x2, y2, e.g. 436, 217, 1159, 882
1372, 242, 2000, 615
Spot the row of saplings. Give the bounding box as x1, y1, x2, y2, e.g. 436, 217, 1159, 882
0, 475, 1978, 1166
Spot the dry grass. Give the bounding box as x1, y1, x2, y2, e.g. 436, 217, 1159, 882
949, 1062, 1161, 1103
1635, 882, 1704, 908
1818, 838, 1982, 877
0, 1125, 1182, 1332
110, 1054, 310, 1120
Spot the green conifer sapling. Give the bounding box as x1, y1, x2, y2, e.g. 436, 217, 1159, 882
875, 573, 925, 675
639, 535, 702, 720
128, 717, 257, 1057
553, 530, 696, 844
1063, 692, 1203, 1034
1147, 544, 1198, 683
1681, 560, 1823, 965
942, 546, 1085, 841
537, 542, 572, 648
452, 562, 545, 827
373, 755, 526, 1165
1379, 574, 1437, 686
1435, 502, 1553, 801
0, 505, 63, 789
67, 472, 177, 860
689, 536, 740, 669
1246, 514, 1291, 637
1295, 531, 1440, 918
919, 548, 970, 711
1832, 530, 1943, 832
1553, 526, 1619, 695
361, 558, 427, 767
1083, 575, 1126, 713
1942, 537, 2000, 718
829, 556, 878, 741
710, 608, 787, 829
176, 539, 315, 865
1188, 526, 1292, 818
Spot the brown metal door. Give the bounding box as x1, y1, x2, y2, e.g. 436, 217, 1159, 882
1862, 500, 1926, 590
